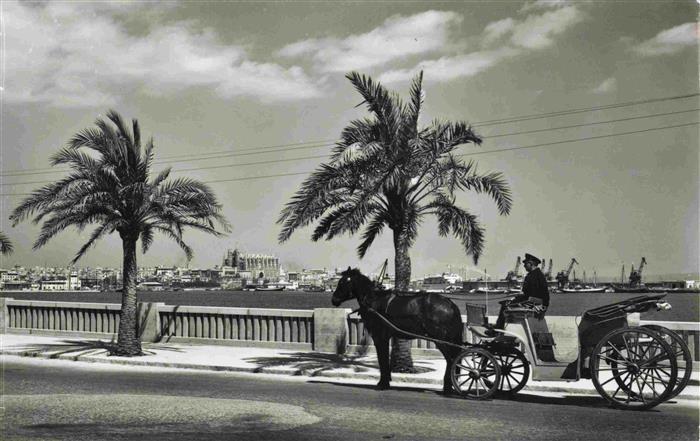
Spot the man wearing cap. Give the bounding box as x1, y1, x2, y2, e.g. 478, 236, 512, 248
495, 253, 550, 329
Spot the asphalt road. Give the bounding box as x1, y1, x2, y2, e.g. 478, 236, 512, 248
3, 356, 699, 441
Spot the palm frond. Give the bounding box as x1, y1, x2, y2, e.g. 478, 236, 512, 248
154, 226, 193, 261
451, 166, 513, 216
0, 231, 14, 255
357, 212, 387, 258
71, 223, 116, 264
140, 225, 154, 254
424, 197, 485, 263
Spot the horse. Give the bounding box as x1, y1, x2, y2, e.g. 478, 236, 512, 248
331, 267, 464, 394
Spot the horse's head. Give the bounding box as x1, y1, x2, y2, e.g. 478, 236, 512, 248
332, 267, 368, 307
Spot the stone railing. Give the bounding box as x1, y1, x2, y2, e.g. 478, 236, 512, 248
2, 298, 698, 361
2, 299, 122, 339
158, 304, 314, 350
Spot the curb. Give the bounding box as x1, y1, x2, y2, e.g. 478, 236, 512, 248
3, 350, 698, 400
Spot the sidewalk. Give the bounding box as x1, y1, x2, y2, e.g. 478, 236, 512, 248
2, 333, 698, 400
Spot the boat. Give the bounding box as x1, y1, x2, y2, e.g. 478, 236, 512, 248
255, 286, 285, 292
560, 286, 608, 293
611, 284, 649, 293
648, 286, 700, 293
472, 287, 509, 294
421, 275, 449, 293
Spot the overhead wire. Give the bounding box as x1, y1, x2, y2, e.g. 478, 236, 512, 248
2, 106, 697, 187
1, 91, 697, 177
2, 119, 695, 194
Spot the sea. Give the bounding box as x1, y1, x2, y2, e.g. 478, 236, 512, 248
1, 290, 698, 322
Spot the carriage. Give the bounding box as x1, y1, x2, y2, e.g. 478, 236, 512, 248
453, 294, 693, 410
332, 269, 691, 411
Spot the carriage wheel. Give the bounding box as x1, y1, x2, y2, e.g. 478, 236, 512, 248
590, 327, 678, 410
643, 325, 693, 399
450, 348, 501, 400
494, 348, 530, 396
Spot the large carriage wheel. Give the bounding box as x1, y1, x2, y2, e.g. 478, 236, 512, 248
450, 348, 501, 400
494, 348, 530, 396
590, 327, 678, 410
643, 324, 693, 399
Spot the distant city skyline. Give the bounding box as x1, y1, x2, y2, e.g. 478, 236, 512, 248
1, 1, 697, 282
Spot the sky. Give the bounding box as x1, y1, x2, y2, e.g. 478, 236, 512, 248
0, 1, 698, 282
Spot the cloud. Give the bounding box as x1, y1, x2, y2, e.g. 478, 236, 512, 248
519, 0, 575, 13
379, 48, 520, 84
482, 18, 516, 46
509, 6, 584, 49
591, 77, 617, 94
631, 22, 697, 56
3, 1, 321, 108
278, 10, 462, 73
382, 5, 583, 84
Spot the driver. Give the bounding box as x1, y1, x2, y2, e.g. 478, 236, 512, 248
495, 253, 550, 329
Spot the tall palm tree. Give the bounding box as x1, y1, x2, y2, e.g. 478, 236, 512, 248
278, 72, 512, 371
10, 110, 230, 356
0, 231, 13, 255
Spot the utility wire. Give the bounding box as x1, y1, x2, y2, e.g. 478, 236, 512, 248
2, 108, 697, 186
2, 92, 697, 177
457, 121, 699, 159
2, 119, 694, 194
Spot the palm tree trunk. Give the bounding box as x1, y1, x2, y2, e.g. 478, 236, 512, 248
114, 236, 142, 356
391, 229, 416, 373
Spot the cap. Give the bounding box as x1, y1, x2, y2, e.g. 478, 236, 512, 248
523, 253, 541, 265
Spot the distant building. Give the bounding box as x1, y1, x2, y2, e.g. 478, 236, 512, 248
223, 249, 280, 280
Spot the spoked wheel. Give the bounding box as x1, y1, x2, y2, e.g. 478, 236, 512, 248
494, 348, 530, 396
450, 348, 501, 400
643, 325, 693, 399
591, 327, 678, 410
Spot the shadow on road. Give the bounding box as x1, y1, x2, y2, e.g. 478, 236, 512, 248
9, 339, 185, 358
307, 380, 660, 411
244, 352, 435, 376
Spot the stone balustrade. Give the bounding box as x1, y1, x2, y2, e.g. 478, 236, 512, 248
1, 298, 698, 362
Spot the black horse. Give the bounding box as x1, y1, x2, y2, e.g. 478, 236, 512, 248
332, 267, 464, 393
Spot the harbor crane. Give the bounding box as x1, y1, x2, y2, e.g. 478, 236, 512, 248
555, 258, 578, 290
544, 258, 553, 281
374, 259, 389, 285
629, 257, 647, 287
504, 256, 522, 287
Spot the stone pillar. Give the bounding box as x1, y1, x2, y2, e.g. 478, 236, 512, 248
137, 302, 164, 343
314, 308, 350, 354
0, 297, 11, 333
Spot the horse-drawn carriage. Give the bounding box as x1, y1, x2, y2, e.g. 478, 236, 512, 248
332, 268, 692, 411
457, 294, 692, 410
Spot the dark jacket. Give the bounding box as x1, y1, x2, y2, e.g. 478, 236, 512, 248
522, 267, 550, 308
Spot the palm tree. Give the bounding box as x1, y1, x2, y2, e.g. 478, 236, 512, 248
10, 110, 230, 356
0, 231, 13, 255
278, 72, 512, 371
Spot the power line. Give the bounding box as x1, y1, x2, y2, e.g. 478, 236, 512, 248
473, 92, 699, 127
457, 121, 699, 159
2, 115, 697, 187
1, 120, 695, 195
2, 91, 697, 177
485, 108, 698, 139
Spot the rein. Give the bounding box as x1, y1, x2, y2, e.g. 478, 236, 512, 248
362, 307, 465, 351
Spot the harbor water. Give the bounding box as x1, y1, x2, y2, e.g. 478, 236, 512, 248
1, 290, 697, 322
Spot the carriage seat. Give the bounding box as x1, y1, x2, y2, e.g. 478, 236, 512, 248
465, 303, 493, 342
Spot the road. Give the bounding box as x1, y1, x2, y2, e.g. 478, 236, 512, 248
3, 356, 698, 441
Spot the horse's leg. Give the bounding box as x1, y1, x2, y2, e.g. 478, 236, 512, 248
437, 344, 458, 395
374, 332, 391, 390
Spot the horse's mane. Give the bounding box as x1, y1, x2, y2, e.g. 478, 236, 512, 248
341, 267, 392, 301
